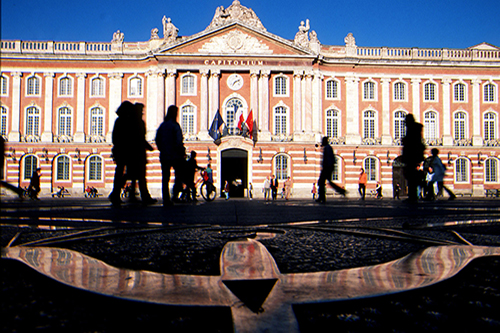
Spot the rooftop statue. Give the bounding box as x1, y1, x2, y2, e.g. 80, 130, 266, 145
206, 0, 266, 31
162, 16, 178, 42
294, 19, 310, 49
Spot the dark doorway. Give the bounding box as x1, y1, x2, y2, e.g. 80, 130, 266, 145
221, 149, 248, 198
392, 156, 407, 197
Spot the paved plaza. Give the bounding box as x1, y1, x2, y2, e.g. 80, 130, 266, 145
1, 195, 500, 332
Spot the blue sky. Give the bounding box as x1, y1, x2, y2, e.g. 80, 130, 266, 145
1, 0, 499, 49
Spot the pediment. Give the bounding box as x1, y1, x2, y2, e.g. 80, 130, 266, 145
468, 42, 499, 50
155, 23, 315, 57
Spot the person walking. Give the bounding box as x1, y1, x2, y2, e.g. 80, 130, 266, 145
358, 168, 367, 200
394, 183, 401, 200
263, 176, 271, 201
223, 180, 230, 200
185, 151, 202, 201
402, 114, 425, 203
311, 183, 317, 200
427, 148, 456, 200
375, 182, 383, 199
270, 175, 278, 200
248, 182, 253, 200
316, 136, 346, 203
155, 105, 186, 206
284, 177, 292, 200
29, 168, 41, 200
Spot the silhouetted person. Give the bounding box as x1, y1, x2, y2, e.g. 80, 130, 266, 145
394, 183, 401, 200
402, 114, 425, 203
29, 168, 41, 200
317, 136, 346, 203
127, 103, 156, 205
270, 175, 278, 200
155, 105, 186, 206
0, 136, 23, 198
426, 148, 456, 201
109, 101, 135, 206
185, 151, 202, 201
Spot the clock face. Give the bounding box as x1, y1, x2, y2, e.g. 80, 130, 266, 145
227, 74, 243, 91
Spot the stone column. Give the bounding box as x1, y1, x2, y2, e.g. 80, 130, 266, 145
107, 72, 122, 143
304, 71, 313, 134
156, 70, 165, 128
146, 69, 164, 141
442, 78, 453, 146
293, 71, 303, 135
381, 78, 392, 145
411, 78, 421, 122
42, 72, 54, 142
259, 70, 271, 140
471, 78, 482, 146
198, 68, 211, 140
209, 70, 220, 124
8, 72, 22, 142
165, 69, 177, 110
345, 75, 361, 144
312, 70, 323, 136
250, 69, 259, 116
74, 73, 86, 143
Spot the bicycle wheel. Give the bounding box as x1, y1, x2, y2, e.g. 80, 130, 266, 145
200, 182, 216, 201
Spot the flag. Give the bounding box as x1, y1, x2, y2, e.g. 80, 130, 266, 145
245, 110, 254, 138
235, 105, 244, 131
209, 109, 224, 141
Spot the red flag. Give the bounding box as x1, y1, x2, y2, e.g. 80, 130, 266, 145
237, 111, 245, 131
246, 110, 254, 138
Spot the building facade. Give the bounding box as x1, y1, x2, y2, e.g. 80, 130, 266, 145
1, 0, 499, 198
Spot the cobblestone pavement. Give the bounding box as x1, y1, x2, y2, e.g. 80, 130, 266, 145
1, 196, 500, 332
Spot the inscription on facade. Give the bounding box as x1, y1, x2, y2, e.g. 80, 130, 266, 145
204, 59, 264, 66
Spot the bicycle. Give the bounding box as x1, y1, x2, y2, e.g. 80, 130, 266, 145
200, 181, 216, 201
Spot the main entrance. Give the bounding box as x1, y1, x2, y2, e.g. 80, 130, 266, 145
221, 149, 248, 198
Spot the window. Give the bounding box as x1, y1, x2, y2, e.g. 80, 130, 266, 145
1, 75, 8, 96
129, 77, 142, 96
56, 155, 70, 180
274, 76, 287, 96
424, 111, 438, 140
485, 158, 498, 183
453, 111, 467, 140
394, 111, 407, 140
332, 156, 340, 181
88, 156, 102, 181
363, 81, 375, 100
26, 106, 40, 136
326, 109, 339, 138
275, 154, 289, 181
424, 82, 436, 101
274, 106, 288, 135
225, 98, 243, 135
326, 79, 338, 99
484, 112, 496, 140
58, 107, 72, 136
91, 77, 104, 97
455, 158, 468, 183
364, 157, 377, 181
181, 74, 195, 95
484, 83, 496, 102
454, 83, 466, 102
27, 76, 40, 95
181, 105, 195, 135
59, 77, 72, 96
1, 106, 7, 136
394, 82, 405, 101
24, 155, 38, 180
363, 110, 376, 139
90, 107, 104, 136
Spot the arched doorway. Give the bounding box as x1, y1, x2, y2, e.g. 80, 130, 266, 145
392, 156, 407, 197
221, 148, 248, 198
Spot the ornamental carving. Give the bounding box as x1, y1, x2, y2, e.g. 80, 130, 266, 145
206, 0, 266, 32
199, 30, 272, 54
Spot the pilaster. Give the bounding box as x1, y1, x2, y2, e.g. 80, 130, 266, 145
381, 78, 392, 145
165, 69, 177, 110
471, 78, 482, 146
107, 72, 123, 143
41, 72, 54, 142
259, 70, 271, 140
198, 69, 211, 140
442, 78, 453, 146
411, 78, 421, 122
345, 75, 361, 144
293, 71, 303, 135
8, 72, 22, 142
74, 73, 86, 143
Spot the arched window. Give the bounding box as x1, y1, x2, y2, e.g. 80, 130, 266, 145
274, 76, 287, 96
274, 106, 288, 135
424, 111, 438, 140
90, 107, 104, 136
58, 107, 72, 136
275, 154, 289, 181
23, 155, 38, 180
484, 83, 496, 102
26, 106, 40, 136
91, 77, 104, 97
364, 157, 377, 181
1, 106, 7, 137
394, 111, 407, 140
59, 77, 72, 96
1, 75, 8, 96
394, 82, 405, 101
181, 105, 195, 135
455, 158, 469, 183
454, 82, 466, 102
424, 82, 436, 101
363, 81, 375, 100
27, 76, 40, 95
181, 74, 195, 95
485, 158, 498, 183
453, 111, 467, 140
363, 110, 376, 139
326, 79, 338, 99
325, 109, 339, 138
129, 77, 142, 96
56, 155, 70, 180
484, 112, 497, 140
88, 155, 102, 181
225, 98, 243, 135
